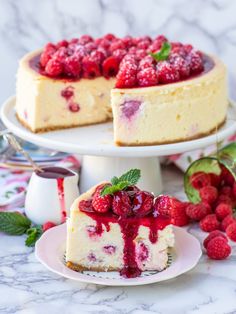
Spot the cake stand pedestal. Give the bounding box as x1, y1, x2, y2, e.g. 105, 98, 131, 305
2, 96, 236, 194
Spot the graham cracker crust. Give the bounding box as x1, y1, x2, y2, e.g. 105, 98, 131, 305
66, 261, 119, 272
116, 118, 226, 146
16, 113, 112, 133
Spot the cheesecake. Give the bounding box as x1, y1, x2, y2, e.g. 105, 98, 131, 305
15, 34, 228, 145
66, 169, 174, 278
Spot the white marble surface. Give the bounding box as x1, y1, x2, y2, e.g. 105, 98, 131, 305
0, 165, 236, 314
0, 0, 236, 105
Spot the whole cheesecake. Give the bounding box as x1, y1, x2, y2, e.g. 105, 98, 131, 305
66, 169, 174, 278
15, 34, 228, 146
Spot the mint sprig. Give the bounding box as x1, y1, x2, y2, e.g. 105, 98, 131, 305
101, 169, 141, 196
25, 226, 42, 247
149, 41, 171, 62
0, 212, 31, 235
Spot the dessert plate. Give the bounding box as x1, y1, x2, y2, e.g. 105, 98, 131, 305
1, 96, 236, 157
35, 223, 202, 286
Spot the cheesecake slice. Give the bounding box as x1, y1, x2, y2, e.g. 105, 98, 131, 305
66, 169, 174, 278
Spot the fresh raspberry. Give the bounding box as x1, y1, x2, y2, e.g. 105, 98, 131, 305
102, 56, 120, 78
169, 54, 190, 79
42, 221, 56, 232
92, 184, 112, 213
78, 34, 94, 45
56, 40, 69, 48
135, 49, 147, 60
125, 185, 140, 198
187, 50, 204, 74
185, 203, 209, 221
90, 50, 106, 64
219, 186, 232, 197
112, 49, 127, 61
109, 40, 126, 52
171, 202, 189, 226
215, 203, 232, 221
232, 182, 236, 197
199, 186, 218, 204
45, 58, 63, 77
79, 199, 94, 212
84, 42, 97, 53
82, 56, 101, 78
209, 173, 221, 188
137, 40, 151, 50
122, 35, 135, 48
138, 55, 155, 70
115, 61, 138, 88
153, 195, 178, 217
132, 191, 154, 217
221, 214, 236, 231
200, 214, 220, 232
40, 43, 56, 67
226, 222, 236, 241
53, 47, 68, 63
156, 61, 180, 84
220, 166, 235, 186
206, 236, 231, 260
137, 67, 158, 87
97, 38, 111, 50
104, 33, 117, 41
217, 194, 232, 206
189, 172, 211, 190
64, 55, 81, 77
203, 230, 227, 249
112, 191, 132, 217
183, 44, 193, 53
68, 102, 80, 113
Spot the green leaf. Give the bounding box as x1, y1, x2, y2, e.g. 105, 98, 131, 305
149, 42, 171, 62
25, 226, 42, 247
111, 176, 119, 185
184, 157, 221, 203
118, 169, 141, 186
0, 212, 31, 235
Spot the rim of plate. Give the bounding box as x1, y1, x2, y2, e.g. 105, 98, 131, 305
35, 223, 202, 286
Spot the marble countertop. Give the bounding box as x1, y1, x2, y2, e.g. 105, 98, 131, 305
0, 165, 236, 314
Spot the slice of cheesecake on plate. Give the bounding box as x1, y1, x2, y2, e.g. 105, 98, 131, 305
66, 169, 174, 278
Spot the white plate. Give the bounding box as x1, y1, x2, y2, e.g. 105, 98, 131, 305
35, 224, 202, 286
1, 96, 236, 157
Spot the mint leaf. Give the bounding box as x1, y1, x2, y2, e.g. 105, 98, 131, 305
111, 176, 119, 185
149, 42, 171, 62
118, 169, 141, 186
25, 226, 42, 247
0, 212, 31, 235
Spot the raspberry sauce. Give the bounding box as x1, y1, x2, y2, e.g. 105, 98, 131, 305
81, 209, 170, 278
37, 167, 74, 223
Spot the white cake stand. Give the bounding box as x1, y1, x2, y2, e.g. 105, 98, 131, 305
2, 96, 236, 194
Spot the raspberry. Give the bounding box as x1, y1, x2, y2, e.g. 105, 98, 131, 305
64, 55, 81, 77
125, 185, 140, 198
112, 191, 132, 217
157, 61, 180, 84
206, 237, 231, 260
200, 214, 220, 232
215, 203, 232, 221
189, 172, 211, 190
132, 191, 154, 217
153, 195, 178, 217
137, 67, 158, 87
79, 199, 94, 213
135, 49, 147, 61
219, 186, 232, 197
42, 221, 56, 232
45, 58, 63, 77
84, 42, 97, 53
217, 194, 232, 206
187, 50, 204, 74
92, 184, 112, 213
112, 49, 127, 61
97, 38, 111, 50
169, 54, 190, 79
109, 40, 126, 52
209, 173, 221, 188
104, 33, 117, 42
56, 40, 68, 48
53, 47, 68, 63
122, 36, 134, 48
115, 61, 138, 88
232, 182, 236, 197
220, 166, 235, 186
186, 203, 209, 221
68, 102, 80, 113
221, 214, 236, 231
203, 230, 227, 249
171, 202, 189, 226
226, 222, 236, 241
102, 56, 120, 78
199, 186, 218, 204
82, 56, 101, 78
90, 50, 106, 64
78, 35, 94, 45
139, 55, 155, 70
40, 43, 56, 67
137, 40, 151, 50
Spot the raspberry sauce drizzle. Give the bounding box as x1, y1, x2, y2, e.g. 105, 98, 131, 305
80, 206, 170, 278
57, 178, 67, 223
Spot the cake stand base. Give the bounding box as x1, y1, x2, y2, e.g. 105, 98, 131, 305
80, 155, 162, 194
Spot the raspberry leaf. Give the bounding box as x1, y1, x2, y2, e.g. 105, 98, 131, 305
0, 212, 31, 235
25, 226, 43, 247
149, 42, 171, 61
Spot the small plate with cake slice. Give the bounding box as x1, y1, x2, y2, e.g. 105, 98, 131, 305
35, 169, 202, 286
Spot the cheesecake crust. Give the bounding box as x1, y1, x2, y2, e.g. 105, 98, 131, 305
115, 117, 226, 146
66, 261, 119, 272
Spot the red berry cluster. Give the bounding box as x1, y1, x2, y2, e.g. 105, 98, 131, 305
155, 166, 236, 260
79, 184, 155, 218
38, 34, 204, 87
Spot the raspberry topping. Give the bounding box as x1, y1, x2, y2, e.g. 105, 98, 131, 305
36, 34, 208, 86
112, 191, 132, 217
206, 237, 231, 260
132, 191, 154, 217
92, 184, 112, 213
